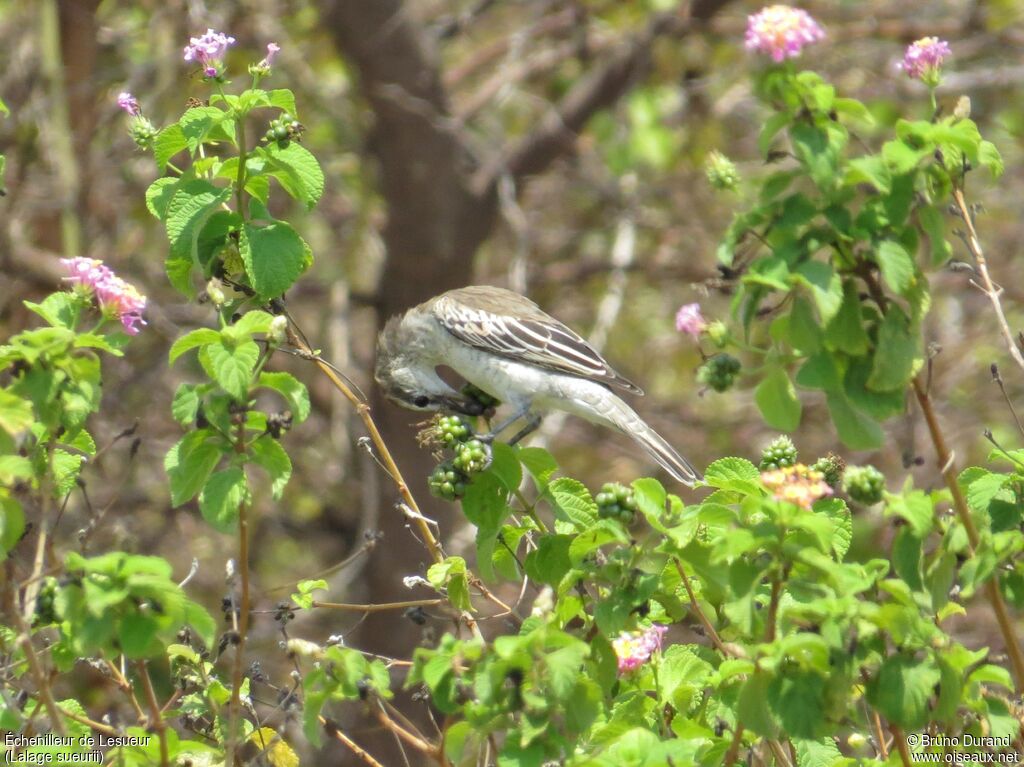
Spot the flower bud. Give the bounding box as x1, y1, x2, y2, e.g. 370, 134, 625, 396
206, 278, 226, 307
705, 150, 741, 191
269, 314, 288, 345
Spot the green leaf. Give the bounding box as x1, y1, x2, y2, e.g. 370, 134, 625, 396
257, 372, 310, 423
868, 307, 919, 392
867, 653, 940, 730
876, 240, 916, 296
291, 578, 328, 610
758, 112, 790, 155
164, 181, 232, 294
0, 496, 26, 559
918, 205, 951, 266
793, 261, 842, 323
199, 338, 259, 401
790, 123, 839, 190
24, 293, 81, 329
703, 457, 761, 496
826, 391, 883, 450
844, 155, 890, 193
792, 738, 843, 767
978, 140, 1004, 178
524, 535, 572, 586
0, 455, 33, 485
262, 142, 324, 209
824, 281, 869, 355
518, 446, 558, 490
250, 436, 292, 499
51, 449, 84, 497
165, 430, 223, 507
171, 384, 201, 426
795, 352, 842, 392
240, 220, 308, 300
547, 477, 597, 529
145, 178, 179, 220
179, 106, 235, 151
199, 468, 247, 533
487, 442, 522, 493
154, 123, 188, 171
754, 367, 801, 431
169, 328, 220, 364
267, 89, 297, 115
0, 390, 34, 436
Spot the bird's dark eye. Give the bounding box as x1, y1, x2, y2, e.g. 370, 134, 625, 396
413, 395, 430, 408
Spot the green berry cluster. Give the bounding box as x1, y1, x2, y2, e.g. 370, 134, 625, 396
130, 118, 158, 150
705, 150, 741, 191
759, 435, 798, 471
453, 439, 489, 474
436, 414, 473, 446
263, 112, 303, 146
697, 354, 741, 392
33, 577, 59, 627
812, 453, 845, 487
428, 461, 468, 501
461, 383, 500, 411
426, 416, 491, 501
843, 465, 885, 505
595, 483, 638, 524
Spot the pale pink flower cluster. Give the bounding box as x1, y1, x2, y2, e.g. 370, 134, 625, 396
116, 92, 140, 117
612, 624, 668, 674
675, 303, 707, 338
183, 28, 236, 77
761, 464, 833, 509
899, 37, 951, 81
60, 258, 147, 335
264, 42, 281, 67
745, 5, 825, 62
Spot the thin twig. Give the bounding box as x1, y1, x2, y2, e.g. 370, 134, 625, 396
889, 725, 913, 767
135, 661, 168, 767
311, 598, 443, 612
321, 716, 386, 767
723, 723, 745, 766
673, 558, 727, 654
13, 611, 66, 736
952, 187, 1024, 373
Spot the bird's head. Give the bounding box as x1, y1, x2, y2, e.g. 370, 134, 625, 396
375, 315, 485, 415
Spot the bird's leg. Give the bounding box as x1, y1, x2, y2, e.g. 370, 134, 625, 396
478, 403, 533, 444
507, 414, 543, 446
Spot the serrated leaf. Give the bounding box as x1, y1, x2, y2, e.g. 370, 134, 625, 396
145, 177, 179, 220
918, 205, 951, 266
165, 430, 223, 507
547, 477, 597, 528
179, 106, 235, 151
257, 372, 310, 423
199, 338, 259, 401
826, 391, 883, 450
169, 328, 221, 364
164, 181, 232, 294
240, 220, 307, 300
868, 307, 919, 391
262, 142, 324, 209
250, 436, 292, 499
154, 123, 188, 171
876, 240, 916, 296
199, 468, 247, 533
703, 457, 761, 496
824, 280, 869, 355
0, 390, 33, 436
867, 654, 940, 730
793, 261, 842, 323
171, 384, 200, 426
755, 367, 801, 431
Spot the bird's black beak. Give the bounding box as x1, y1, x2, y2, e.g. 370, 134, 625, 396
439, 395, 485, 416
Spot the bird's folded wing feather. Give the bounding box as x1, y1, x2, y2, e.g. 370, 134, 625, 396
432, 286, 643, 394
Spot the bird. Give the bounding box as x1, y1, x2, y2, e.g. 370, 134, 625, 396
374, 285, 701, 486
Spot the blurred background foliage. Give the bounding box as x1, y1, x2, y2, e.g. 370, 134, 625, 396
3, 0, 1024, 761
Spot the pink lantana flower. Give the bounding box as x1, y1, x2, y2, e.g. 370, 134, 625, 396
117, 92, 141, 117
60, 258, 148, 335
612, 624, 668, 674
898, 37, 951, 83
760, 464, 833, 509
675, 303, 707, 338
745, 6, 825, 62
183, 28, 236, 78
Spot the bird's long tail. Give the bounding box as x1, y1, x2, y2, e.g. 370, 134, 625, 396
601, 395, 702, 487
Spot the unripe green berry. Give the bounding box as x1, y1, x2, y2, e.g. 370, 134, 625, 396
759, 435, 798, 471
596, 482, 637, 523
843, 465, 885, 505
461, 383, 500, 410
697, 354, 741, 393
812, 453, 845, 487
429, 461, 470, 501
705, 150, 741, 191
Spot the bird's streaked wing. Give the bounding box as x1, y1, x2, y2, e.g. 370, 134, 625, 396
431, 286, 643, 394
